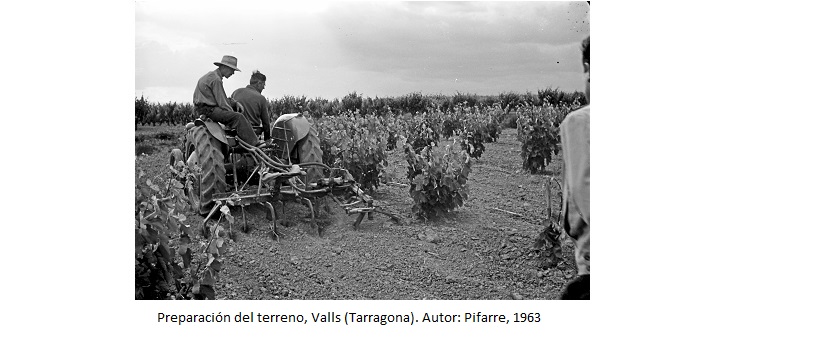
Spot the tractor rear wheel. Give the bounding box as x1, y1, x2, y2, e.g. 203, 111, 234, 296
295, 125, 325, 189
190, 125, 226, 215
295, 125, 331, 222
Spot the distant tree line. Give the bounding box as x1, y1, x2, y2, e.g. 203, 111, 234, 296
267, 89, 586, 118
135, 88, 586, 127
135, 95, 195, 127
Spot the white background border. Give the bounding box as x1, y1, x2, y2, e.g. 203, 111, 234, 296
2, 1, 814, 350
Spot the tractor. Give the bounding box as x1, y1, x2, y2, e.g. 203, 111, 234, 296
170, 112, 389, 236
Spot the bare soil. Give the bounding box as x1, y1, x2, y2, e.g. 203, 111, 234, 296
135, 125, 576, 300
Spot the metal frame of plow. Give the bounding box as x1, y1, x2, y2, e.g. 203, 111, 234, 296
199, 175, 394, 238
194, 136, 399, 238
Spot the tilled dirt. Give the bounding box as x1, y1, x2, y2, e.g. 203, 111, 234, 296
136, 126, 576, 300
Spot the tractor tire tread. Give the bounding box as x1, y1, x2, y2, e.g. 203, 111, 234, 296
191, 125, 226, 214
297, 126, 324, 187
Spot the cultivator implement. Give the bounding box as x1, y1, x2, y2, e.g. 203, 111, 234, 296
177, 113, 399, 238
198, 138, 387, 237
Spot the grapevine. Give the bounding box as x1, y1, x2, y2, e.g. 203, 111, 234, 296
404, 143, 472, 219
515, 103, 574, 173
135, 161, 232, 300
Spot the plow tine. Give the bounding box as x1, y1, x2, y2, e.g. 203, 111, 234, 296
262, 201, 280, 241
241, 205, 248, 232
352, 213, 365, 230
301, 198, 316, 234
270, 224, 279, 242
262, 201, 276, 222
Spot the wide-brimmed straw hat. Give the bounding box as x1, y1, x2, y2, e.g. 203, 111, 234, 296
214, 55, 240, 71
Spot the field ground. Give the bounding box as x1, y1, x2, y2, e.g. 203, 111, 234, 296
135, 125, 575, 299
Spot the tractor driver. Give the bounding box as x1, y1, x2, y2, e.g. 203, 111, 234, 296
231, 70, 272, 143
193, 55, 261, 146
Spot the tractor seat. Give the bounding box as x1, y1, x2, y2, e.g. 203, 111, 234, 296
192, 116, 264, 148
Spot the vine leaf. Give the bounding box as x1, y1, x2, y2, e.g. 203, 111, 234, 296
199, 285, 216, 300
202, 269, 217, 286
209, 258, 222, 272
220, 206, 234, 224
208, 240, 220, 255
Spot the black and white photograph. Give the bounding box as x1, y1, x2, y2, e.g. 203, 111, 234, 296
6, 0, 815, 350
135, 1, 590, 300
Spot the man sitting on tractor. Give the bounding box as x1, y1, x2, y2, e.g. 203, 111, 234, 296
231, 70, 272, 143
192, 55, 261, 146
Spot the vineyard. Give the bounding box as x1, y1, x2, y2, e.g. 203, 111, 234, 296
135, 91, 584, 300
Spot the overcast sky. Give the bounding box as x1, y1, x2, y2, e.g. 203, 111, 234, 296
135, 1, 589, 103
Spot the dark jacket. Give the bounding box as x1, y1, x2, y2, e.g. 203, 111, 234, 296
231, 86, 272, 140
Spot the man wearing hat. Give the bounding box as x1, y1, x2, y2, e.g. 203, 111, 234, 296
193, 55, 260, 146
